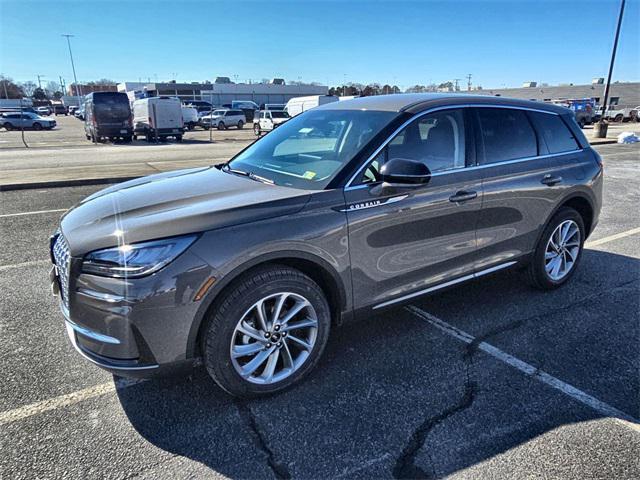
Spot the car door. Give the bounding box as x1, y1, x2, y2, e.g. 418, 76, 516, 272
345, 108, 483, 310
473, 107, 585, 270
260, 112, 270, 130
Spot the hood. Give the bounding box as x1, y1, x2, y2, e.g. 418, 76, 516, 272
60, 166, 311, 255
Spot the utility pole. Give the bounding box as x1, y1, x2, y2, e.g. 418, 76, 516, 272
59, 76, 66, 94
466, 74, 472, 91
37, 74, 45, 89
453, 78, 461, 91
595, 0, 625, 138
1, 74, 8, 99
61, 34, 82, 97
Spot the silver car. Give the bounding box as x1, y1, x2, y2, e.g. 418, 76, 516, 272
2, 112, 56, 130
51, 94, 602, 397
200, 108, 246, 130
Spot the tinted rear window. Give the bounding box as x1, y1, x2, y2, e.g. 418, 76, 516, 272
477, 108, 537, 163
528, 112, 579, 154
92, 93, 130, 121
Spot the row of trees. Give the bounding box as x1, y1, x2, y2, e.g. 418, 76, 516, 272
0, 76, 117, 100
328, 83, 402, 97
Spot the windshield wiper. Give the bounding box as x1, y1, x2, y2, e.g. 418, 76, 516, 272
222, 164, 274, 185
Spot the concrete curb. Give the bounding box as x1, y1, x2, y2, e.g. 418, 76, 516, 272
0, 176, 139, 192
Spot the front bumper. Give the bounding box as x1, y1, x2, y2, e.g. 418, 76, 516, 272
51, 235, 215, 377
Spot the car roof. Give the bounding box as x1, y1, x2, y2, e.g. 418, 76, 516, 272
316, 93, 569, 115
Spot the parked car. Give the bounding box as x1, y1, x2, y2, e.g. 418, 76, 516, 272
182, 106, 199, 130
50, 94, 602, 397
84, 91, 133, 143
68, 105, 79, 115
253, 109, 290, 135
200, 108, 245, 130
232, 101, 260, 122
74, 106, 85, 120
36, 106, 52, 116
52, 104, 68, 116
551, 99, 595, 128
132, 96, 184, 142
629, 106, 640, 122
597, 105, 636, 122
285, 95, 338, 117
2, 112, 56, 130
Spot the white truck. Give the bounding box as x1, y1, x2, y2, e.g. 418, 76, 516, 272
253, 110, 290, 136
132, 97, 184, 142
284, 95, 338, 117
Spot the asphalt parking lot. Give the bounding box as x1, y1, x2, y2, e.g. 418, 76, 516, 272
1, 143, 638, 479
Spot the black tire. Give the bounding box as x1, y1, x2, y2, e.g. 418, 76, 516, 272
91, 132, 97, 143
176, 135, 183, 142
4, 123, 13, 131
578, 119, 585, 128
614, 114, 624, 122
33, 123, 42, 131
217, 121, 226, 130
525, 207, 585, 290
124, 136, 133, 143
254, 124, 261, 136
237, 120, 244, 129
203, 265, 331, 398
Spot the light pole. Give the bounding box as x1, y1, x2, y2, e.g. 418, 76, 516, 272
61, 34, 81, 97
0, 74, 9, 99
595, 0, 626, 138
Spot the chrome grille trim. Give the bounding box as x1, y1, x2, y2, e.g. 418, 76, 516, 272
52, 234, 71, 310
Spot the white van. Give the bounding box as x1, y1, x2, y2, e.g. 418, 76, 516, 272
133, 97, 184, 142
284, 95, 339, 117
182, 106, 199, 130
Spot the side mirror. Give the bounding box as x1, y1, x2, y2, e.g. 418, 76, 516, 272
380, 158, 431, 186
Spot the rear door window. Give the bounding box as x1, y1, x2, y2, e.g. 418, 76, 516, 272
477, 108, 537, 164
528, 112, 579, 154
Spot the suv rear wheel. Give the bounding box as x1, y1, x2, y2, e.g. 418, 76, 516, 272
526, 207, 585, 290
203, 265, 331, 398
237, 120, 244, 129
217, 121, 226, 130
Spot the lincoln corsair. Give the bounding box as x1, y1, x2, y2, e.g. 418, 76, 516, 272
50, 94, 603, 397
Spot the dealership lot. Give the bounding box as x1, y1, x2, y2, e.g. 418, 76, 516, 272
0, 143, 638, 478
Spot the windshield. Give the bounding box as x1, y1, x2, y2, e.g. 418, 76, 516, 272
271, 111, 289, 118
228, 109, 396, 190
93, 94, 130, 122
212, 110, 225, 116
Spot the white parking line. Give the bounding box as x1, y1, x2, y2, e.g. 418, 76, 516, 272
406, 306, 640, 425
0, 259, 50, 272
0, 378, 143, 426
0, 208, 66, 218
585, 226, 640, 248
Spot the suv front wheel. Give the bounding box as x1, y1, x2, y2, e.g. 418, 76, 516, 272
526, 207, 585, 290
203, 265, 331, 398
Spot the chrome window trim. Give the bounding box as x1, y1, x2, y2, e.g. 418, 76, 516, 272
344, 103, 572, 190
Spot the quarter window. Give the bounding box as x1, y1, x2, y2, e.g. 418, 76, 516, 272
477, 108, 537, 164
528, 112, 579, 154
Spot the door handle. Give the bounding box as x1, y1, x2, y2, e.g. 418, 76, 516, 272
449, 190, 478, 203
541, 174, 563, 186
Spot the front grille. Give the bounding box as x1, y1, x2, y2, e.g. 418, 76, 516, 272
52, 234, 71, 310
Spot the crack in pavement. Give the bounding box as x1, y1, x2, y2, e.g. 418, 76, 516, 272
235, 401, 291, 480
464, 277, 639, 359
392, 356, 477, 480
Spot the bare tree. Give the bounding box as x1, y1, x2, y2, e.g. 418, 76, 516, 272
0, 76, 25, 98
20, 81, 37, 97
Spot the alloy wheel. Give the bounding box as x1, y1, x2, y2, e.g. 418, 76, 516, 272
230, 292, 318, 385
544, 219, 581, 281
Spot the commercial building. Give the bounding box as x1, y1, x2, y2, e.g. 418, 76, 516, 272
66, 83, 118, 96
462, 80, 639, 108
117, 81, 328, 106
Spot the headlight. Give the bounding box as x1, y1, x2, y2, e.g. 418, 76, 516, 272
82, 234, 198, 278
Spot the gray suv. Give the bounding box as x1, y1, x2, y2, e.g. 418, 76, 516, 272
50, 94, 603, 397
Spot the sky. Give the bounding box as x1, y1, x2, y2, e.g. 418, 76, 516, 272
1, 0, 639, 90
